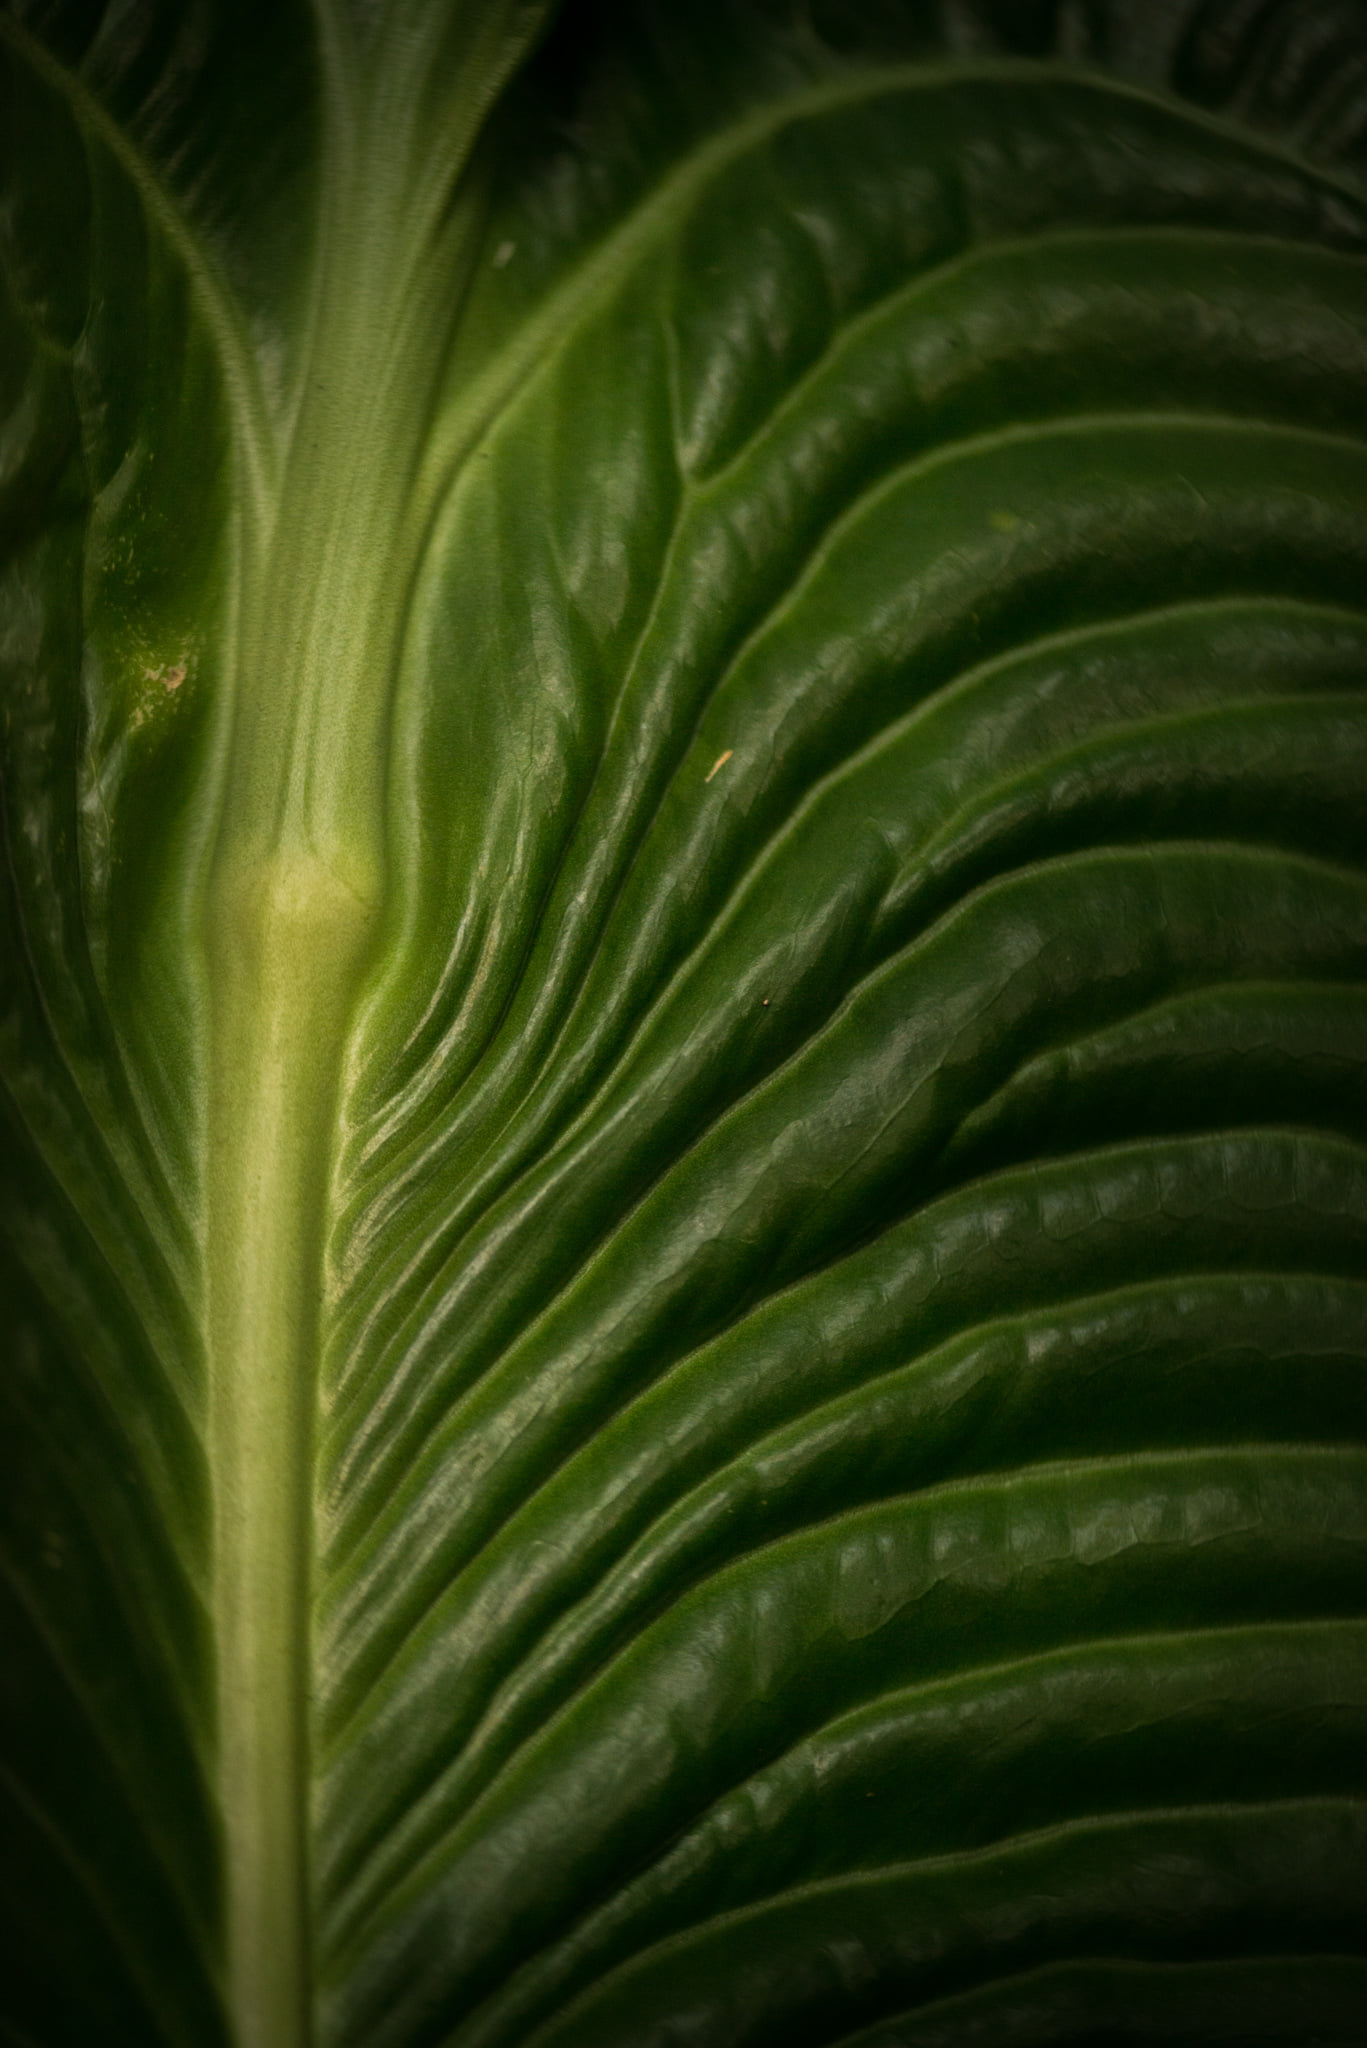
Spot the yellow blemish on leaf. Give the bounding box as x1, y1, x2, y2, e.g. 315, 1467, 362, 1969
704, 748, 733, 783
140, 657, 190, 695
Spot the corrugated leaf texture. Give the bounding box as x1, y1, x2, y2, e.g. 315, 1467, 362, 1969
2, 2, 1367, 2044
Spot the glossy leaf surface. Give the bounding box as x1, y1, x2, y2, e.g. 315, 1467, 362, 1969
3, 2, 1367, 2044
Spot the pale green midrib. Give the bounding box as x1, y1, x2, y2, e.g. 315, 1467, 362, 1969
202, 11, 558, 2041
207, 862, 378, 2048
207, 211, 452, 2048
206, 363, 410, 2048
0, 14, 277, 523
403, 54, 1367, 562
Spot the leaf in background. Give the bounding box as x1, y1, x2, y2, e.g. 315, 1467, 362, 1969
2, 2, 1367, 2045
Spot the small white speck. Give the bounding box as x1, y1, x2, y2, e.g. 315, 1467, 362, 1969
492, 240, 517, 269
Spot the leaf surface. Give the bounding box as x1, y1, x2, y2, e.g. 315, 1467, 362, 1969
3, 3, 1367, 2045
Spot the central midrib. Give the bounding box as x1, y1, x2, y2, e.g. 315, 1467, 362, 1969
203, 155, 468, 2048
208, 861, 375, 2048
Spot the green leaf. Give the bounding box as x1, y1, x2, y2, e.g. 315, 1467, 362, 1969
3, 3, 1367, 2045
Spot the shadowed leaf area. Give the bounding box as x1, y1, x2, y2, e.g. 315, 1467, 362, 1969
2, 0, 1367, 2042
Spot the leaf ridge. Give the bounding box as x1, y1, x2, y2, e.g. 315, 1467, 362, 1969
0, 13, 277, 517
407, 56, 1367, 541
0, 1759, 187, 2048
0, 1573, 218, 1999
336, 403, 1367, 1351
317, 1126, 1367, 1842
505, 1798, 1367, 2048
323, 837, 1367, 1575
337, 590, 1367, 1322
319, 1277, 1367, 1926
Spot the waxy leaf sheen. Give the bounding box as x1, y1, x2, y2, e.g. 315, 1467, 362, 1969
3, 1, 1367, 2043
